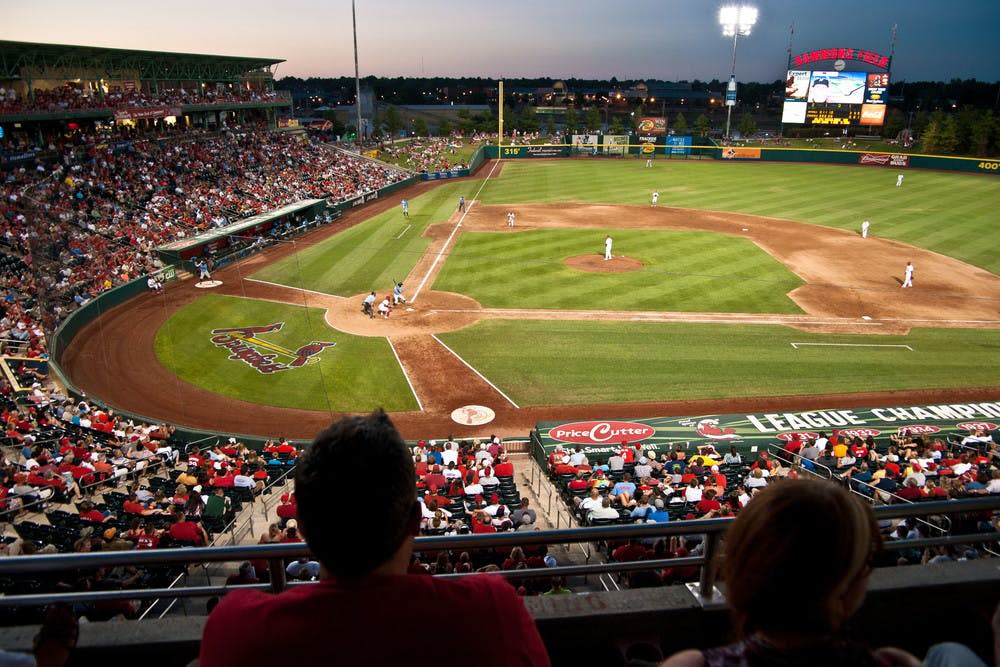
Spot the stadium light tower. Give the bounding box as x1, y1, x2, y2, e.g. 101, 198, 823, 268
719, 5, 757, 141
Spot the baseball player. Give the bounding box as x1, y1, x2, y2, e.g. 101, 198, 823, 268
896, 174, 904, 187
507, 211, 515, 228
392, 282, 406, 305
604, 235, 613, 261
861, 219, 870, 239
458, 196, 465, 213
651, 191, 659, 206
645, 155, 654, 168
378, 296, 392, 318
197, 259, 211, 281
401, 199, 409, 218
902, 261, 914, 288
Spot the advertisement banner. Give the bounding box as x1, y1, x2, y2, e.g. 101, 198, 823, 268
422, 168, 470, 180
536, 399, 1000, 459
0, 150, 37, 165
499, 145, 567, 159
603, 135, 628, 155
635, 117, 667, 135
666, 136, 692, 156
859, 153, 910, 168
721, 147, 761, 160
571, 134, 599, 154
859, 104, 887, 126
113, 106, 182, 121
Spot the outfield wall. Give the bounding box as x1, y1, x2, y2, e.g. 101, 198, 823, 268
485, 142, 1000, 175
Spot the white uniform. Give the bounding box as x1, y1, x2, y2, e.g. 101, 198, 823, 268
896, 174, 904, 187
506, 211, 515, 227
604, 236, 613, 261
861, 220, 870, 238
645, 157, 653, 168
651, 191, 659, 206
378, 298, 391, 317
902, 262, 914, 288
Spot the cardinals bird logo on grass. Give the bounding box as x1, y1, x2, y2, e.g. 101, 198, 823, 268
209, 323, 336, 374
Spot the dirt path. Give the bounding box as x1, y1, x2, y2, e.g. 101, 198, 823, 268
60, 191, 1000, 440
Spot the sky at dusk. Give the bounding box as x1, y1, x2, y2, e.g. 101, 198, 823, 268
5, 0, 999, 83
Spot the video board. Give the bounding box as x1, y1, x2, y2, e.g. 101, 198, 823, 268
782, 70, 888, 126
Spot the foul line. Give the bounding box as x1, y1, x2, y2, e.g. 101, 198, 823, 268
431, 334, 520, 408
394, 224, 411, 239
410, 158, 503, 304
387, 338, 423, 411
790, 342, 913, 351
244, 278, 339, 299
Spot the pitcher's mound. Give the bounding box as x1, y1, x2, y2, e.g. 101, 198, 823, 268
565, 255, 644, 273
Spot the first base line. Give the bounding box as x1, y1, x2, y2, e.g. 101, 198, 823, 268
790, 342, 913, 351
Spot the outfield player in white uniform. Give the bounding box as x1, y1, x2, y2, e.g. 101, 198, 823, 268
604, 235, 613, 261
401, 199, 409, 217
861, 219, 870, 238
896, 174, 904, 187
902, 261, 914, 288
651, 191, 659, 206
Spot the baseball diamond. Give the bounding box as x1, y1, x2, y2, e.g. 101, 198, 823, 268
59, 158, 1000, 440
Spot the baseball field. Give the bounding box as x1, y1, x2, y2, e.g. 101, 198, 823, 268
63, 156, 1000, 439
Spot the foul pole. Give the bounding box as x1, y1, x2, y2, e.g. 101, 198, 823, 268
498, 80, 504, 151
352, 0, 363, 143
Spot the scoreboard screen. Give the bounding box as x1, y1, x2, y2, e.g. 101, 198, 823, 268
782, 69, 889, 127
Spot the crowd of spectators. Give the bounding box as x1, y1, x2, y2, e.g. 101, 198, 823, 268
0, 85, 287, 116
549, 431, 1000, 590
0, 120, 410, 353
378, 136, 469, 173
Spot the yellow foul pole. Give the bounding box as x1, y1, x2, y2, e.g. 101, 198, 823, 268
498, 80, 504, 152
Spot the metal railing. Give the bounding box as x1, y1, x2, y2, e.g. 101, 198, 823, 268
0, 496, 994, 610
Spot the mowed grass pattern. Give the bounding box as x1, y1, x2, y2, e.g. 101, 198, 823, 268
154, 295, 416, 411
434, 229, 803, 312
439, 320, 1000, 406
252, 181, 468, 296
482, 160, 1000, 274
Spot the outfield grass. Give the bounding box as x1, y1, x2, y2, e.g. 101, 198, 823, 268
439, 320, 1000, 406
153, 295, 416, 411
434, 229, 803, 312
479, 160, 1000, 274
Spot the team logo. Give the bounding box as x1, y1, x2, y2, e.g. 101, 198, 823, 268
548, 421, 655, 445
209, 323, 336, 374
695, 418, 741, 441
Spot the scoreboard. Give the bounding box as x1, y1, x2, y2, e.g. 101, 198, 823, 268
782, 70, 888, 127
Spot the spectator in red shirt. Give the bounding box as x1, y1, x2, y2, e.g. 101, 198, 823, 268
169, 513, 208, 546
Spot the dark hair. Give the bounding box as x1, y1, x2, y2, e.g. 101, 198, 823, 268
295, 410, 416, 578
722, 479, 880, 638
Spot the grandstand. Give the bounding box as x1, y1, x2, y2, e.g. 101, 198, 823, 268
0, 40, 998, 666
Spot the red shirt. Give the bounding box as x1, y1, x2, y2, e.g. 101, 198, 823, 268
493, 461, 514, 477
123, 500, 146, 514
79, 509, 106, 523
169, 520, 203, 545
200, 574, 550, 667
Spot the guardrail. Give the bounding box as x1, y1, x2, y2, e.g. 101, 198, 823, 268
0, 496, 995, 610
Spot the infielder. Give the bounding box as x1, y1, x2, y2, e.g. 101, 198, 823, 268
861, 219, 870, 238
458, 196, 465, 213
507, 211, 515, 228
604, 235, 613, 261
902, 261, 914, 288
896, 174, 904, 187
651, 191, 659, 206
401, 199, 409, 217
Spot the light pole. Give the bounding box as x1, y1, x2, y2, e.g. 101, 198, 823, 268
719, 5, 757, 142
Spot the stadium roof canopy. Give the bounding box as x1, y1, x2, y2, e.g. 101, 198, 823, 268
0, 41, 285, 82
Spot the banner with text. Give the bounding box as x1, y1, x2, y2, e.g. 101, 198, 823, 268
535, 399, 1000, 459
